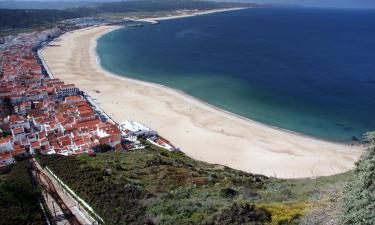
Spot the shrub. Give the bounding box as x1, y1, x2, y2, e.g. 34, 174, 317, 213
258, 202, 308, 225
214, 202, 271, 225
337, 132, 375, 225
38, 154, 148, 225
220, 187, 237, 198
94, 144, 113, 153
0, 161, 45, 225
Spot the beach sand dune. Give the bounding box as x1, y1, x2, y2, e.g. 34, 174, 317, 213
41, 25, 363, 178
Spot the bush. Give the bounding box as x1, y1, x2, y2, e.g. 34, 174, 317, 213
337, 132, 375, 225
258, 202, 308, 225
38, 154, 147, 225
38, 148, 273, 225
213, 202, 271, 225
0, 161, 45, 225
220, 187, 237, 198
94, 144, 113, 153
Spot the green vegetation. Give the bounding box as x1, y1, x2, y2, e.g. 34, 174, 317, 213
38, 141, 354, 225
0, 0, 95, 10
0, 160, 46, 225
0, 0, 255, 36
94, 143, 114, 153
337, 132, 375, 225
257, 172, 354, 225
38, 145, 269, 225
0, 131, 11, 138
0, 9, 85, 36
259, 202, 309, 225
95, 0, 254, 13
260, 172, 353, 203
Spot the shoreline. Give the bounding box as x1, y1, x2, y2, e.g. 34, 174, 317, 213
96, 45, 350, 146
41, 25, 363, 178
136, 7, 248, 22
93, 23, 356, 146
95, 7, 356, 146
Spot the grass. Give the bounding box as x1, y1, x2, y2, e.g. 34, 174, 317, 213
259, 172, 353, 203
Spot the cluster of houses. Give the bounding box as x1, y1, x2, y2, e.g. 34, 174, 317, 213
0, 27, 177, 169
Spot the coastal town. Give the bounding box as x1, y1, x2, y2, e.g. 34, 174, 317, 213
0, 14, 364, 179
0, 24, 178, 169
0, 2, 373, 225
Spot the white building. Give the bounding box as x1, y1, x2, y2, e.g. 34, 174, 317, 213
57, 84, 79, 97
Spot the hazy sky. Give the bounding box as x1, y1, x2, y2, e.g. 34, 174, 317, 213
4, 0, 375, 9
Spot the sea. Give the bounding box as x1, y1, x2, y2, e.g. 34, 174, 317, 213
97, 8, 375, 142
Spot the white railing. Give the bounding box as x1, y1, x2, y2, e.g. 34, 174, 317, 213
44, 166, 105, 224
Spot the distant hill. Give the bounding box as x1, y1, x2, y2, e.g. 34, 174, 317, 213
94, 0, 256, 13
0, 0, 256, 10
0, 0, 256, 35
0, 0, 97, 9
0, 8, 90, 35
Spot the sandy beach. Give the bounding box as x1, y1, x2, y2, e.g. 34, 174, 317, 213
41, 24, 363, 178
136, 7, 247, 22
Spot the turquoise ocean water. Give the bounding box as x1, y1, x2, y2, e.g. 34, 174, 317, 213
97, 8, 375, 142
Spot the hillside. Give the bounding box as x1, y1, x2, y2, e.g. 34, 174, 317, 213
37, 140, 354, 225
0, 0, 255, 35
336, 132, 375, 225
0, 161, 46, 225
0, 0, 96, 10
0, 8, 86, 35
94, 0, 255, 13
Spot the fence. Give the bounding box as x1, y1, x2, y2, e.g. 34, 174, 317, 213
44, 166, 105, 224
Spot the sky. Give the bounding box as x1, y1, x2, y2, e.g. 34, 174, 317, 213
2, 0, 375, 9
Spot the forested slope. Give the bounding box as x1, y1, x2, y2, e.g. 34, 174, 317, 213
0, 161, 45, 225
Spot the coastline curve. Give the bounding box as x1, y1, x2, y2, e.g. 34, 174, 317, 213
41, 25, 363, 178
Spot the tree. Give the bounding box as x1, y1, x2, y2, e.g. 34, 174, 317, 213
95, 144, 113, 153
337, 132, 375, 225
0, 160, 45, 225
